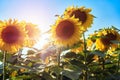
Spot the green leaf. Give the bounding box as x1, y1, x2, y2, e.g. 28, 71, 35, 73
63, 52, 77, 58
112, 48, 120, 54
69, 59, 85, 68
115, 48, 120, 51
76, 54, 84, 60
65, 64, 81, 71
110, 40, 120, 44
86, 54, 95, 64
42, 71, 55, 80
68, 41, 83, 49
111, 26, 120, 31
62, 70, 81, 80
50, 66, 62, 76
28, 62, 33, 67
15, 75, 31, 79
92, 50, 105, 58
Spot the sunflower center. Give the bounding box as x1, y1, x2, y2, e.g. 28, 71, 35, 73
70, 10, 87, 24
101, 33, 117, 45
56, 20, 75, 40
1, 26, 20, 44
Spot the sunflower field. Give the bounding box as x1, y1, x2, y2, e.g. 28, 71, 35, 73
0, 6, 120, 80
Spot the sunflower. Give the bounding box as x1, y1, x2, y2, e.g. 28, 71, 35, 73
0, 20, 3, 26
25, 23, 40, 47
51, 16, 82, 47
87, 33, 97, 50
96, 28, 120, 51
64, 6, 94, 31
107, 44, 119, 56
87, 39, 94, 50
0, 19, 27, 53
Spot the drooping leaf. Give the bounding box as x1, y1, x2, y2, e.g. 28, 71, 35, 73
42, 71, 55, 80
50, 66, 62, 76
110, 40, 120, 44
91, 50, 105, 58
62, 70, 81, 80
63, 52, 77, 58
86, 54, 95, 65
111, 26, 120, 31
69, 59, 86, 68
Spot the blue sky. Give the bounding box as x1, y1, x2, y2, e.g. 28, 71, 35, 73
0, 0, 120, 49
0, 0, 120, 34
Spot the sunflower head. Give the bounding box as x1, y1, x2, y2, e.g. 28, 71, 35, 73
86, 32, 100, 51
64, 6, 94, 31
0, 20, 4, 26
0, 19, 27, 53
51, 16, 82, 47
25, 23, 40, 47
96, 28, 120, 51
87, 33, 97, 48
107, 44, 119, 56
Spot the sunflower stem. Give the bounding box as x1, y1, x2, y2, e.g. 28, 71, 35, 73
3, 51, 6, 80
102, 58, 105, 70
117, 53, 120, 73
117, 44, 120, 73
83, 33, 88, 80
57, 48, 61, 80
57, 49, 61, 67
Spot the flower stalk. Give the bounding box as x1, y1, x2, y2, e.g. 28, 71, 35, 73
56, 48, 61, 80
83, 32, 88, 80
117, 53, 120, 72
3, 51, 6, 80
117, 43, 120, 73
102, 58, 105, 70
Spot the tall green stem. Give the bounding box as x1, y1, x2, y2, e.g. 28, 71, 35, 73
118, 53, 120, 72
102, 58, 105, 70
3, 51, 6, 80
83, 33, 88, 80
56, 48, 61, 80
57, 49, 61, 67
117, 44, 120, 73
